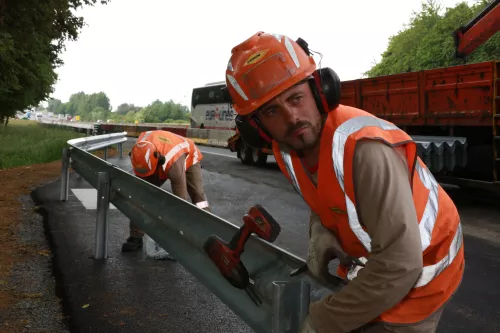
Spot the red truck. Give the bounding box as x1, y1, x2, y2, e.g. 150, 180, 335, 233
228, 0, 500, 190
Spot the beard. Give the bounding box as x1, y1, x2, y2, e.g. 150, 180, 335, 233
277, 115, 325, 157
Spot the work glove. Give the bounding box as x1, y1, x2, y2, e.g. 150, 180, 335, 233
299, 315, 318, 333
307, 220, 365, 284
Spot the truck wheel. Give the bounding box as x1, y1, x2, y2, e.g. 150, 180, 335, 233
255, 150, 268, 167
239, 141, 255, 165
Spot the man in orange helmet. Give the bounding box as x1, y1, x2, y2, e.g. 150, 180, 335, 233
224, 32, 464, 332
123, 129, 211, 253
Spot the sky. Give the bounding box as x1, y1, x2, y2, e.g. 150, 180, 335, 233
50, 0, 475, 111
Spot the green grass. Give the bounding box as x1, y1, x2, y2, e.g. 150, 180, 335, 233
0, 119, 86, 169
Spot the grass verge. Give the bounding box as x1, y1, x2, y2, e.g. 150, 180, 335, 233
0, 120, 86, 169
0, 120, 120, 331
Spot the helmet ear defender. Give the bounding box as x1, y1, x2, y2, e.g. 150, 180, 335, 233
153, 151, 166, 166
228, 37, 342, 149
129, 148, 166, 166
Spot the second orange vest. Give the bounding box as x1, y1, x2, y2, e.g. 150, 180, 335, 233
137, 130, 203, 179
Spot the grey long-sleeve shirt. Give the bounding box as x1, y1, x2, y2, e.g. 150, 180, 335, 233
307, 140, 425, 332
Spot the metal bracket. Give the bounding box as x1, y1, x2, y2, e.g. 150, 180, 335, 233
95, 171, 111, 259
59, 147, 70, 201
118, 142, 124, 158
272, 280, 310, 333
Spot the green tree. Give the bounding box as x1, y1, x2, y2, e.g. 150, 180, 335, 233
47, 98, 62, 114
0, 0, 110, 126
365, 0, 499, 77
87, 92, 111, 112
134, 110, 145, 123
53, 91, 112, 121
116, 103, 140, 114
49, 91, 192, 124
124, 110, 136, 123
89, 106, 108, 121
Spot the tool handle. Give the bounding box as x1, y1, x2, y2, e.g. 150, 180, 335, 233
228, 224, 250, 254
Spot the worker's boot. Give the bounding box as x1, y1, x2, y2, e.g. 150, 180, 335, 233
121, 236, 143, 252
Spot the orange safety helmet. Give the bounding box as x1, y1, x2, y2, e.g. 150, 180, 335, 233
225, 31, 317, 116
129, 140, 163, 178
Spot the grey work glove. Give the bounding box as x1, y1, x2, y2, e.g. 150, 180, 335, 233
307, 220, 365, 284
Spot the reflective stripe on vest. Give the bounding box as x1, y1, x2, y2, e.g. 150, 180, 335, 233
280, 150, 304, 200
280, 115, 463, 288
140, 130, 153, 142
193, 144, 200, 165
165, 132, 201, 171
162, 139, 190, 171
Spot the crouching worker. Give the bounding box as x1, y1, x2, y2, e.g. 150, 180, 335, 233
122, 130, 211, 252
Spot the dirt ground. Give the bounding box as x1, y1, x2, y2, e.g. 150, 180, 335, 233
0, 148, 118, 333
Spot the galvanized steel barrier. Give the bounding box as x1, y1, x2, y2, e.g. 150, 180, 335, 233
59, 132, 342, 333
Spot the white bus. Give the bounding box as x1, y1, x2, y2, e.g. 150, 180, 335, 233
190, 81, 236, 130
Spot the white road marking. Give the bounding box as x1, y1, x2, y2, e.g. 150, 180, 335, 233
71, 188, 117, 210
199, 150, 238, 159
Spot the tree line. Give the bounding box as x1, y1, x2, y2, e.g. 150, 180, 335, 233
46, 92, 190, 123
364, 0, 499, 77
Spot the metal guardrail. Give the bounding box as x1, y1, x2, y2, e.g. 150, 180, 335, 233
39, 118, 94, 130
68, 131, 128, 152
59, 132, 342, 333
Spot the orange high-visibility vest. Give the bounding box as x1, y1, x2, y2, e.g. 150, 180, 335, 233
272, 105, 464, 324
137, 130, 203, 179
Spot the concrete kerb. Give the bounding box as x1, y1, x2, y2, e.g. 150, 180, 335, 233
187, 128, 234, 148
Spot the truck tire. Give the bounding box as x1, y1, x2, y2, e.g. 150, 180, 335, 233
239, 141, 255, 165
255, 151, 268, 167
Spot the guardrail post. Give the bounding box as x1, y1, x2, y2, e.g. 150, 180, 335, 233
103, 147, 108, 160
272, 280, 310, 333
95, 172, 110, 259
59, 148, 70, 201
118, 142, 123, 158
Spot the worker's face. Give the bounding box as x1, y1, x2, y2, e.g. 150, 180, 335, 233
141, 164, 163, 186
255, 82, 322, 154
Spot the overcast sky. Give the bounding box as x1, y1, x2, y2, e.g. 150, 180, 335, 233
50, 0, 474, 110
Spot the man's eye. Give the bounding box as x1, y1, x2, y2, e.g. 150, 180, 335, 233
291, 96, 302, 104
264, 108, 276, 116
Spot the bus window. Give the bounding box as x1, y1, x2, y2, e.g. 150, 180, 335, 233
190, 82, 235, 130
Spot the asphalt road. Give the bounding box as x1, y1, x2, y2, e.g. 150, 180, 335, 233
34, 137, 500, 332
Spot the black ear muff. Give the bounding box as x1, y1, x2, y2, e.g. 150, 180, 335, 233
295, 37, 341, 114
309, 68, 341, 114
235, 114, 272, 149
153, 151, 166, 166
319, 68, 341, 111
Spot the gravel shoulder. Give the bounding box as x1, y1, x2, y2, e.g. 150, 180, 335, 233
0, 149, 117, 333
0, 161, 68, 332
